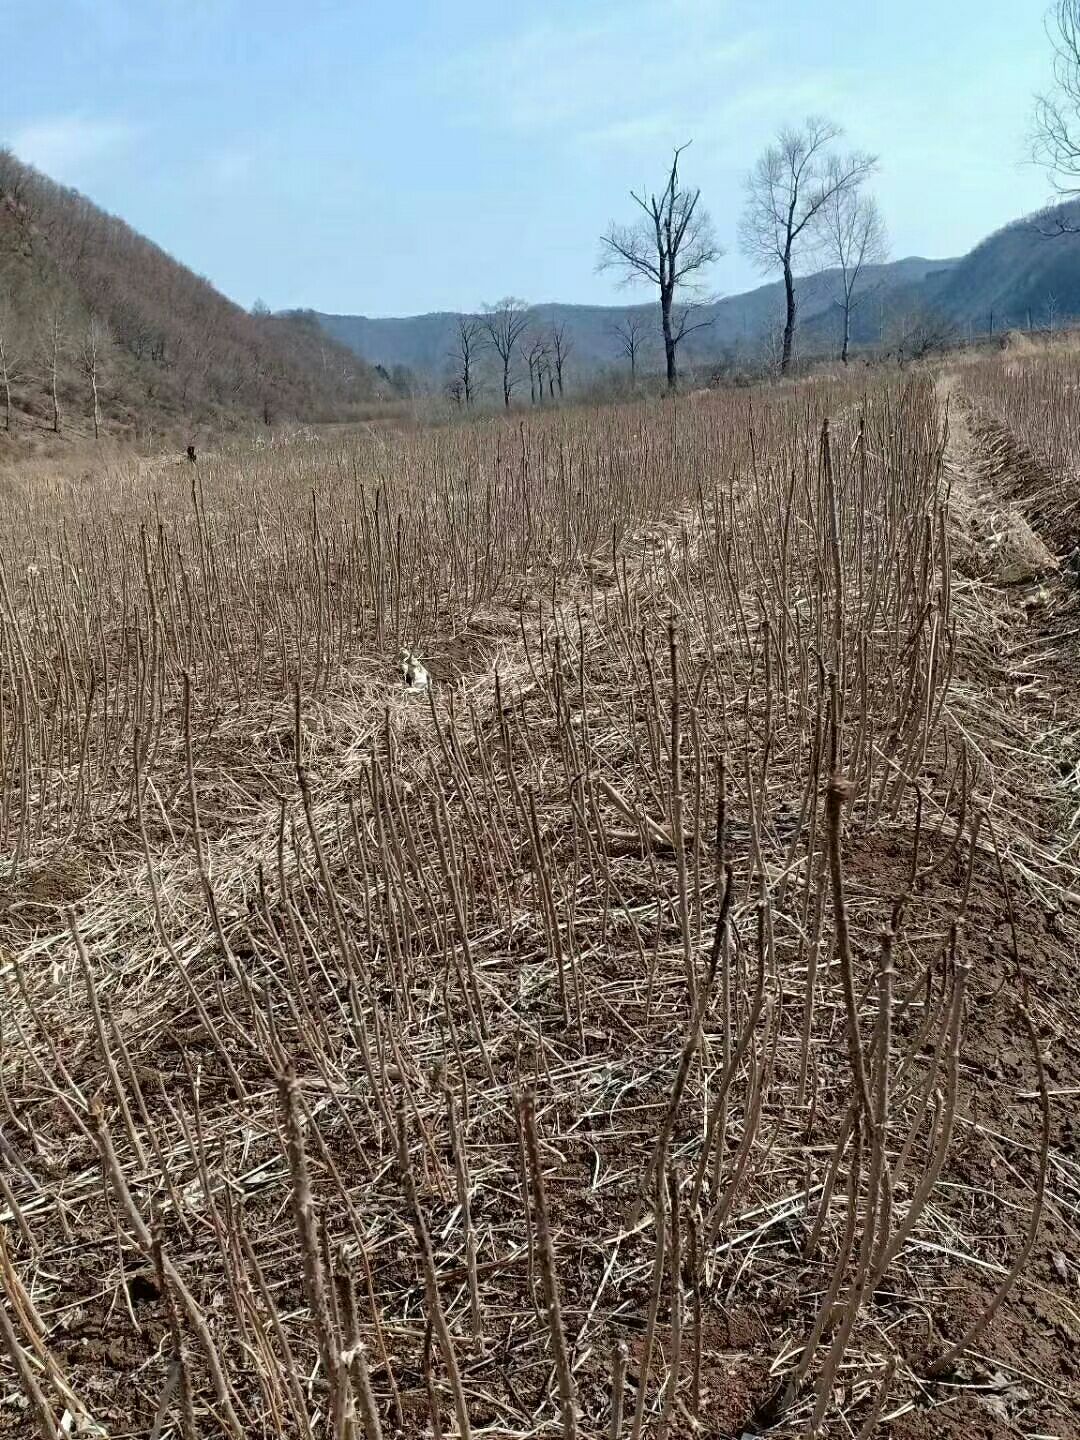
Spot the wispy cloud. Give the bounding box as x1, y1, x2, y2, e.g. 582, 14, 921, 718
7, 115, 137, 178
205, 147, 253, 189
442, 5, 765, 148
583, 115, 681, 150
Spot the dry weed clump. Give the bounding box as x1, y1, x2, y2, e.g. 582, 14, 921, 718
960, 349, 1080, 555
0, 370, 1072, 1438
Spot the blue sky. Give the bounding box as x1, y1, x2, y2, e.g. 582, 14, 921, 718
1, 0, 1057, 316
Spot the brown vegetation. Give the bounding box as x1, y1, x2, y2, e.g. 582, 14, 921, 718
0, 151, 379, 445
0, 355, 1076, 1438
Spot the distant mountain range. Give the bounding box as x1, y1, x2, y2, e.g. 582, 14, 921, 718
313, 199, 1080, 385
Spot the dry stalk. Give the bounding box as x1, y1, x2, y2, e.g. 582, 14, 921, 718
396, 1101, 473, 1440
278, 1065, 345, 1431
927, 1004, 1050, 1377
519, 1087, 578, 1440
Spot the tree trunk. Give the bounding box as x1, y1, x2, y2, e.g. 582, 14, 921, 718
0, 341, 10, 433
841, 299, 851, 365
661, 288, 677, 390
50, 355, 61, 434
90, 371, 100, 438
781, 261, 796, 375
503, 357, 511, 408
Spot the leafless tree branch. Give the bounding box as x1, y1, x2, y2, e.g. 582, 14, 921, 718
1033, 1, 1080, 190
599, 144, 722, 389
448, 316, 484, 406
740, 117, 877, 373
817, 188, 888, 362
482, 299, 530, 408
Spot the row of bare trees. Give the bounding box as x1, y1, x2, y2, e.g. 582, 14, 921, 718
599, 120, 887, 385
444, 3, 1080, 403
593, 2, 1080, 392
446, 304, 572, 408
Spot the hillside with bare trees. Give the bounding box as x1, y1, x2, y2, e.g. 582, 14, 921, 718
0, 151, 379, 447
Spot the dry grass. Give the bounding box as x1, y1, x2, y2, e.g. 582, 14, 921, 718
0, 367, 1076, 1438
959, 347, 1080, 556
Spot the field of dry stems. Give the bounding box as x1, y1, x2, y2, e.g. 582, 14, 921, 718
0, 357, 1077, 1438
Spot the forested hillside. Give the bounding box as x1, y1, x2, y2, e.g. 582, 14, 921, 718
923, 198, 1080, 331
0, 150, 379, 444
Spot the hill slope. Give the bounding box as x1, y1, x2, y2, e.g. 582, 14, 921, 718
923, 198, 1080, 331
0, 150, 379, 443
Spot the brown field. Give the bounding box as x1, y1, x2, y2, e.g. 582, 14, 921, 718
0, 356, 1077, 1438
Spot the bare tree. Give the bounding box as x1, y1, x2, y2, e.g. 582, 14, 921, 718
0, 302, 23, 434
39, 304, 66, 436
884, 303, 956, 366
1034, 1, 1080, 197
482, 298, 530, 408
448, 316, 483, 406
740, 118, 877, 373
549, 321, 571, 398
1046, 289, 1060, 339
82, 313, 106, 439
599, 144, 722, 390
817, 187, 888, 363
611, 313, 647, 383
526, 333, 550, 405
761, 302, 789, 376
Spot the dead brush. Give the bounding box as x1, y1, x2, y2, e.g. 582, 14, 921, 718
0, 366, 1070, 1439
